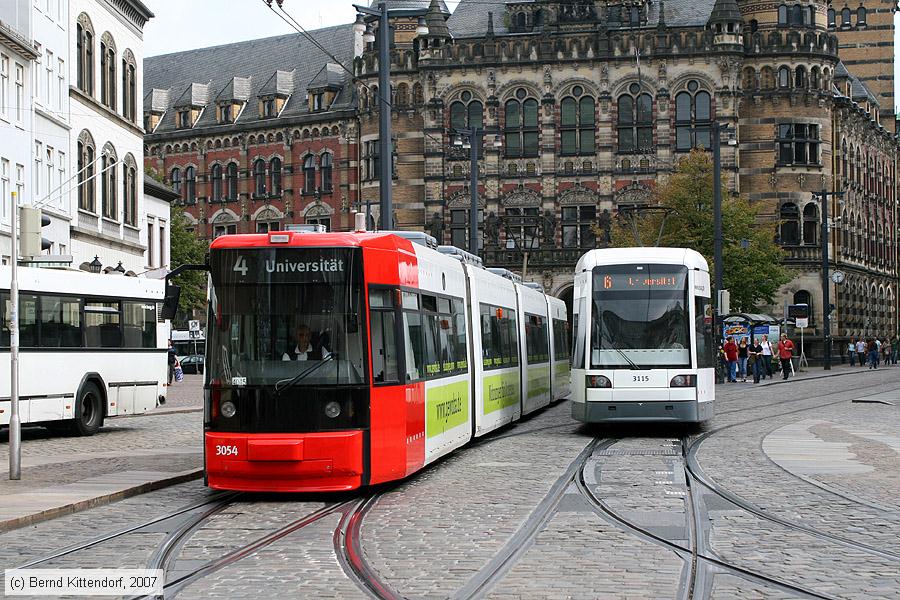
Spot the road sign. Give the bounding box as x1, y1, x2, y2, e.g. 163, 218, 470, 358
795, 317, 808, 328
788, 304, 809, 319
189, 320, 201, 332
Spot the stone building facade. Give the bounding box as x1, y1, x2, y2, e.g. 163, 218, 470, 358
144, 0, 898, 347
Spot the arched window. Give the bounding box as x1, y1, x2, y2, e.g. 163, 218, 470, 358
827, 8, 836, 28
449, 92, 484, 153
561, 87, 596, 155
810, 66, 821, 90
778, 4, 788, 25
123, 154, 137, 226
795, 66, 807, 88
303, 155, 316, 194
170, 167, 181, 196
321, 153, 333, 193
749, 19, 759, 32
504, 90, 539, 157
617, 83, 652, 153
121, 49, 137, 122
395, 83, 409, 107
101, 143, 117, 220
77, 131, 96, 212
674, 82, 711, 151
76, 15, 94, 95
791, 4, 803, 25
184, 165, 196, 203
855, 147, 861, 182
856, 6, 866, 26
780, 203, 800, 245
778, 66, 791, 88
516, 12, 527, 29
99, 33, 116, 110
841, 140, 848, 178
269, 157, 282, 195
253, 158, 266, 196
210, 164, 223, 202
226, 163, 238, 200
803, 203, 818, 245
807, 5, 816, 25
841, 7, 851, 27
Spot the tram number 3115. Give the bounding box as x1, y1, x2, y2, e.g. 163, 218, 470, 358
632, 375, 650, 383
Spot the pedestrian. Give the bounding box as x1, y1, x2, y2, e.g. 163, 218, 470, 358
856, 338, 867, 367
892, 336, 899, 365
167, 339, 177, 384
760, 334, 774, 379
882, 338, 891, 366
848, 338, 856, 367
723, 336, 739, 383
749, 337, 764, 383
868, 338, 879, 369
777, 333, 795, 380
874, 338, 882, 368
737, 338, 749, 382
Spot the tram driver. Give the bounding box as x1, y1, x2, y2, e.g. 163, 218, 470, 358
282, 324, 331, 361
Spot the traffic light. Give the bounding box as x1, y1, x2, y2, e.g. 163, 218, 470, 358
20, 206, 51, 258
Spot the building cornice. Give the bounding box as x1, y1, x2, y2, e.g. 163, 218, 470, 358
70, 86, 145, 137
0, 20, 39, 60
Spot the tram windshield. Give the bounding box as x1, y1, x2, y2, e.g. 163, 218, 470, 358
206, 248, 366, 386
590, 264, 690, 369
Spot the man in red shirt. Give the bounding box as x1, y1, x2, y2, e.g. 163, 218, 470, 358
777, 333, 795, 380
723, 336, 739, 382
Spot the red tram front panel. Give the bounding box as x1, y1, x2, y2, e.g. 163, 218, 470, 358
203, 232, 426, 493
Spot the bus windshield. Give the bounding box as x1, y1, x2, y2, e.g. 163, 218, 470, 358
206, 247, 366, 387
590, 264, 690, 369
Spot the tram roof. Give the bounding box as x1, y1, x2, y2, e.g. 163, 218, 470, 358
575, 247, 709, 273
209, 231, 424, 252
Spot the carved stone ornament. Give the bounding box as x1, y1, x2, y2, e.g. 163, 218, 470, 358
500, 187, 542, 207
558, 184, 600, 206
614, 182, 652, 207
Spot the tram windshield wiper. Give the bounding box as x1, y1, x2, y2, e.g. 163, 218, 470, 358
611, 344, 643, 370
274, 353, 336, 395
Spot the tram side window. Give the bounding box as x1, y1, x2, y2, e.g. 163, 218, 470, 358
402, 311, 424, 382
553, 318, 569, 361
451, 299, 467, 372
84, 301, 122, 348
123, 301, 157, 349
695, 296, 715, 368
480, 303, 518, 370
572, 296, 586, 369
370, 289, 399, 384
41, 296, 82, 347
423, 312, 442, 379
526, 314, 549, 364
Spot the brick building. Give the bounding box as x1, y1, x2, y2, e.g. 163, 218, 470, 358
144, 0, 898, 347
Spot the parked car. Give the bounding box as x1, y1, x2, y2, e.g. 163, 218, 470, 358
179, 354, 205, 375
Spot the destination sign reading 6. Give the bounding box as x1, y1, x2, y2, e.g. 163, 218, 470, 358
601, 274, 682, 290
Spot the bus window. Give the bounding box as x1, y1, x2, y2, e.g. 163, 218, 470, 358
84, 301, 122, 348
18, 294, 39, 347
41, 296, 82, 348
123, 301, 157, 349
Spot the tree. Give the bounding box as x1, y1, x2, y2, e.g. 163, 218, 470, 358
610, 149, 791, 312
169, 208, 207, 326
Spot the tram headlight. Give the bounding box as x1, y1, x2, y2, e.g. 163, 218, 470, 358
324, 401, 342, 419
220, 401, 237, 418
669, 375, 696, 387
586, 375, 611, 388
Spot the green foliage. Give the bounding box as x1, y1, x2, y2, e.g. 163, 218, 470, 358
169, 208, 208, 326
610, 149, 791, 311
144, 164, 165, 184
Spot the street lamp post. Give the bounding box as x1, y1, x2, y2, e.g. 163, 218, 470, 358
9, 191, 21, 480
815, 188, 844, 370
354, 2, 393, 231
712, 122, 729, 301
453, 128, 483, 256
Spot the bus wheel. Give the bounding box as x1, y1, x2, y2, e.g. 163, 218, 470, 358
71, 383, 104, 436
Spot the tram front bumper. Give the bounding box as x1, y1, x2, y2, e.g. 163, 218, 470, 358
205, 430, 364, 492
573, 387, 709, 422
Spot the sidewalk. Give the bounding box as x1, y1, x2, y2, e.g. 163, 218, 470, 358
0, 377, 205, 533
720, 360, 898, 387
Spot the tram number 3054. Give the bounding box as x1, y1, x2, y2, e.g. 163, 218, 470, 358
215, 445, 239, 457
632, 375, 650, 383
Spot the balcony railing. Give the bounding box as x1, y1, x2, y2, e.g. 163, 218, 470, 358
482, 247, 587, 268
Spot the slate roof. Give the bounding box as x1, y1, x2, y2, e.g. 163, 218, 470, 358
370, 0, 449, 12
143, 23, 355, 135
447, 0, 720, 38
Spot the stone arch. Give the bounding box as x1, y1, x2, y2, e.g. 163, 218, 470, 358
669, 72, 717, 94
497, 81, 542, 102
552, 78, 601, 99
615, 182, 652, 206
446, 189, 486, 209
558, 186, 601, 206
77, 12, 94, 34
500, 187, 542, 207
302, 201, 335, 218
251, 204, 285, 221
100, 31, 116, 53
440, 83, 488, 104
210, 207, 240, 223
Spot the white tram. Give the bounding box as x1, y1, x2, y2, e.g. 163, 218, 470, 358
570, 248, 715, 423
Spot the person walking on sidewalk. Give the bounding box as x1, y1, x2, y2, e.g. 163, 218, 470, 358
777, 333, 795, 380
760, 334, 774, 379
848, 338, 857, 366
723, 336, 739, 383
882, 338, 891, 367
856, 338, 867, 367
749, 338, 764, 383
868, 338, 879, 369
737, 338, 749, 382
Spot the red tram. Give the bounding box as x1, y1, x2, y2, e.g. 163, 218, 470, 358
202, 227, 570, 492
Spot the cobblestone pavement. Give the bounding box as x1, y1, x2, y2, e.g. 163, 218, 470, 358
163, 374, 204, 412
1, 369, 898, 599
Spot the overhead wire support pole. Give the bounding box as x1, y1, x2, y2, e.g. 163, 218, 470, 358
817, 187, 843, 371
9, 190, 21, 480
713, 121, 724, 302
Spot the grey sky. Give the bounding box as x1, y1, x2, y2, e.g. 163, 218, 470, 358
143, 1, 898, 112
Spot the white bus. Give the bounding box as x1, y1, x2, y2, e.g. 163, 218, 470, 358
570, 248, 715, 423
1, 266, 169, 435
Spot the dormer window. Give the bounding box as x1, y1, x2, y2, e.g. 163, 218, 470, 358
177, 109, 192, 128
312, 92, 324, 111
217, 102, 241, 124
260, 97, 280, 119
